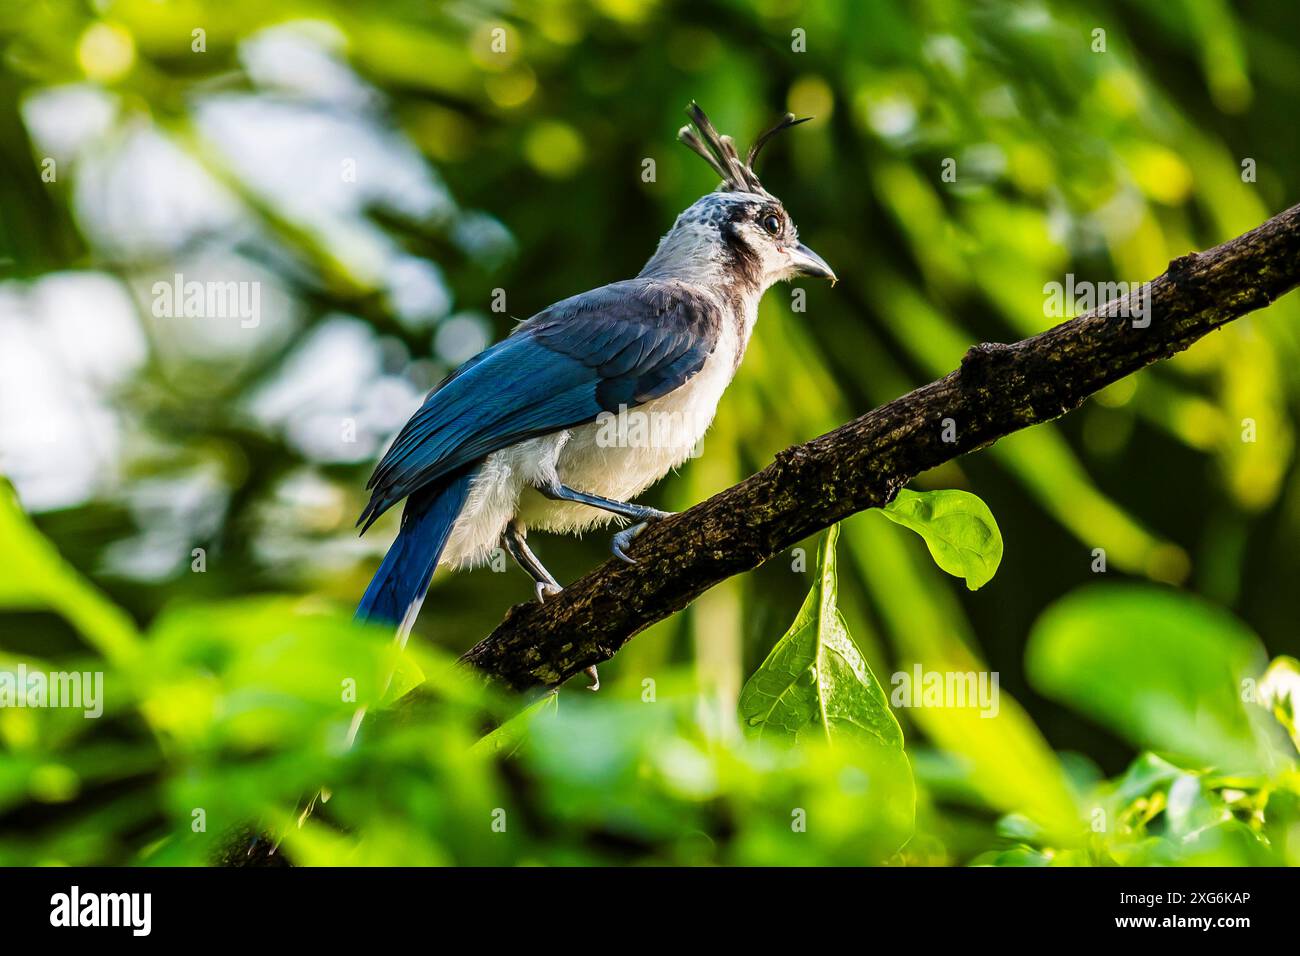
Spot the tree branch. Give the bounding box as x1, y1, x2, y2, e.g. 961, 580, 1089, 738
461, 203, 1300, 691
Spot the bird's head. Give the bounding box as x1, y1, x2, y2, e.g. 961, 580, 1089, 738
640, 102, 836, 293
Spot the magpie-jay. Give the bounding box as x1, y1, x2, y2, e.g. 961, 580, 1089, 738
355, 103, 835, 685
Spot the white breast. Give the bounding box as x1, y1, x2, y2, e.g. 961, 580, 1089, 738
441, 294, 758, 569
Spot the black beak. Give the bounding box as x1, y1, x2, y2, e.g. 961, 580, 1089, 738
789, 243, 837, 284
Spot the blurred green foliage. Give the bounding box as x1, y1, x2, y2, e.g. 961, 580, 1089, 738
2, 0, 1300, 865
3, 485, 1298, 865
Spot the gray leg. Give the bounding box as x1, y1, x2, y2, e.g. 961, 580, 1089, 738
502, 521, 598, 690
537, 482, 675, 564
501, 521, 562, 603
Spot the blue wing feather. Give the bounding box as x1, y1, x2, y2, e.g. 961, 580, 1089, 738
358, 279, 723, 530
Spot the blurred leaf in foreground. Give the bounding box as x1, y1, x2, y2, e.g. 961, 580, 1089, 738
521, 685, 916, 865
1026, 585, 1292, 774
0, 481, 141, 664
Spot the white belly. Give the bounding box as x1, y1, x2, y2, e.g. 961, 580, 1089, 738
440, 321, 743, 569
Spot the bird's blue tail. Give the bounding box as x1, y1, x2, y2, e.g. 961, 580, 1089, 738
356, 467, 476, 629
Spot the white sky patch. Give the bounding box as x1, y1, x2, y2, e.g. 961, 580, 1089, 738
434, 312, 491, 365
451, 210, 516, 271
385, 256, 452, 328
135, 248, 300, 367
73, 123, 246, 259
100, 465, 229, 581
864, 93, 918, 141
252, 467, 380, 576
21, 24, 518, 345
20, 84, 119, 165
246, 316, 422, 463
238, 21, 376, 110
194, 92, 456, 328
7, 23, 514, 529
0, 273, 143, 512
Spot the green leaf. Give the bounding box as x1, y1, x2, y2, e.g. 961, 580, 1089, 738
1107, 752, 1183, 808
1026, 585, 1288, 773
0, 482, 141, 664
474, 692, 559, 758
739, 525, 903, 749
141, 597, 426, 747
378, 651, 426, 707
845, 510, 1081, 841
1164, 774, 1228, 841
736, 536, 915, 862
1257, 655, 1300, 749
881, 488, 1003, 590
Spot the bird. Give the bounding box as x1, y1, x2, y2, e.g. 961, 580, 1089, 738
354, 102, 836, 688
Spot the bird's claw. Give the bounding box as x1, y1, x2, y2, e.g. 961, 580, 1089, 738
611, 524, 644, 564
610, 510, 675, 564
584, 665, 601, 691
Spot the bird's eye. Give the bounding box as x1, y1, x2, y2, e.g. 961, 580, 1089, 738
762, 214, 782, 236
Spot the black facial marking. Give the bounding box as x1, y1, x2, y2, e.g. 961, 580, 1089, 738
673, 192, 791, 295
720, 205, 763, 290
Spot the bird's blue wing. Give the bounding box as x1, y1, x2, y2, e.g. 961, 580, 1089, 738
359, 280, 723, 530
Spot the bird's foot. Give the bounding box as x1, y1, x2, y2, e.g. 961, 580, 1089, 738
611, 523, 646, 563
534, 580, 563, 603
584, 665, 601, 691
610, 509, 674, 564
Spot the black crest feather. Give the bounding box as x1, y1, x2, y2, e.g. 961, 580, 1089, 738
677, 101, 810, 195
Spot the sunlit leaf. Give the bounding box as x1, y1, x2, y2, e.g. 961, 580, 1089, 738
378, 652, 426, 707
1107, 752, 1183, 808
881, 488, 1004, 590
474, 691, 558, 758
739, 525, 904, 748
1257, 655, 1300, 749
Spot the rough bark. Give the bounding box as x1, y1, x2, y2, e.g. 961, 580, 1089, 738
461, 203, 1300, 692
